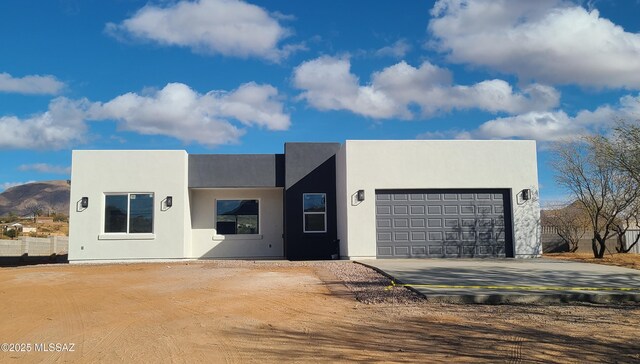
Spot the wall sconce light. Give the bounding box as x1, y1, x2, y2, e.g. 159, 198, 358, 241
357, 189, 365, 202
522, 189, 531, 201
81, 197, 89, 208
166, 196, 173, 208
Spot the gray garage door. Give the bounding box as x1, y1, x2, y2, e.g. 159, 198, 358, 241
376, 189, 513, 258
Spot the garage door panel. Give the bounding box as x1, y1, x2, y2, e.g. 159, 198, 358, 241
428, 245, 443, 256
411, 218, 426, 227
377, 232, 392, 242
378, 246, 392, 256
376, 189, 512, 258
377, 218, 392, 228
444, 206, 459, 214
376, 205, 391, 215
394, 232, 409, 241
411, 246, 427, 255
377, 194, 391, 201
410, 205, 426, 214
393, 218, 409, 228
427, 206, 442, 214
411, 231, 426, 241
460, 205, 475, 214
394, 246, 410, 256
463, 246, 476, 255
393, 205, 409, 215
444, 219, 459, 228
428, 231, 443, 241
445, 245, 460, 256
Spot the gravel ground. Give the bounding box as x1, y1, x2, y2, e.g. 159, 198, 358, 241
195, 259, 423, 304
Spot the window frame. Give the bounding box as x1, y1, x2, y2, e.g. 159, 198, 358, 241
103, 192, 155, 235
214, 198, 261, 236
303, 193, 327, 233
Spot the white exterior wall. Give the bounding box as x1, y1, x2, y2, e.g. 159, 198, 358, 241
336, 140, 541, 259
190, 188, 284, 258
69, 150, 190, 261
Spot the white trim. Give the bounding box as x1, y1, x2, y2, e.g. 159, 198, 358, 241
98, 233, 156, 240
303, 193, 327, 233
214, 197, 261, 235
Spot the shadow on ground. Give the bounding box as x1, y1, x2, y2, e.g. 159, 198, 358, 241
0, 254, 68, 267
224, 304, 640, 362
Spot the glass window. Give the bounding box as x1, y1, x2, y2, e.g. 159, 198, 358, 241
303, 193, 326, 233
129, 194, 154, 233
104, 193, 154, 234
105, 195, 128, 233
216, 200, 259, 235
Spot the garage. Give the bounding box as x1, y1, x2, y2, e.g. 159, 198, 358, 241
375, 189, 513, 258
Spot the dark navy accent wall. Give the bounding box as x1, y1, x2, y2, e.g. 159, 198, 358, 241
284, 143, 341, 260
189, 154, 284, 188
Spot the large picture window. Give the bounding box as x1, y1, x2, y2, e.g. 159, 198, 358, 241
105, 193, 154, 234
303, 193, 326, 233
216, 200, 259, 235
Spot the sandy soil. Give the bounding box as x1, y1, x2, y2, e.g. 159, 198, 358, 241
545, 252, 640, 270
1, 261, 639, 363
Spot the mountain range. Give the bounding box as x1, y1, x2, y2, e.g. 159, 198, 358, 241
0, 180, 70, 217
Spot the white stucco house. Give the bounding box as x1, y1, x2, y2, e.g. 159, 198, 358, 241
68, 140, 541, 262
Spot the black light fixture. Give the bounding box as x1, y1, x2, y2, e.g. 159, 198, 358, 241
357, 189, 365, 202
81, 197, 89, 208
166, 196, 173, 207
522, 189, 531, 201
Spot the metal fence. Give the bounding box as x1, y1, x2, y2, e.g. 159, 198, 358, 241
625, 229, 640, 254
0, 236, 68, 257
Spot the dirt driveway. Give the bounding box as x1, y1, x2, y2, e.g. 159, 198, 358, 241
1, 261, 639, 363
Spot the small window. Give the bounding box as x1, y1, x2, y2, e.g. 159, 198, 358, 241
105, 193, 154, 234
216, 200, 259, 235
303, 193, 326, 233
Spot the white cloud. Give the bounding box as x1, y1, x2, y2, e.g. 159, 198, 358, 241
0, 72, 65, 95
0, 82, 290, 149
0, 98, 90, 150
293, 56, 559, 119
375, 39, 412, 58
91, 82, 289, 146
429, 0, 640, 89
453, 94, 640, 141
18, 163, 71, 175
105, 0, 296, 61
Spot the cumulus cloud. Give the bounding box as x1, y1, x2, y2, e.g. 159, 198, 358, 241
453, 94, 640, 141
0, 98, 90, 150
0, 72, 65, 95
375, 39, 412, 58
0, 82, 290, 149
18, 163, 71, 175
105, 0, 296, 61
428, 0, 640, 88
293, 56, 559, 119
91, 82, 289, 146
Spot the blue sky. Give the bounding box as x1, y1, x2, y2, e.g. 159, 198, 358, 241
1, 0, 640, 204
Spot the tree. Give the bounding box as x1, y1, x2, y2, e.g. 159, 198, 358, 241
543, 201, 590, 252
603, 122, 640, 182
610, 196, 640, 253
5, 229, 16, 239
25, 202, 45, 224
552, 136, 640, 258
597, 121, 640, 253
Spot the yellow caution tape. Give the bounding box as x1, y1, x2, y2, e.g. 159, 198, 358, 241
385, 280, 640, 292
